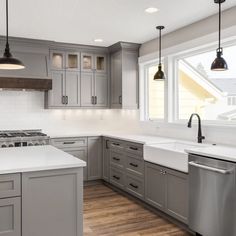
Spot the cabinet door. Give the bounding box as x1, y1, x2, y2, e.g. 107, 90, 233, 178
95, 55, 106, 73
0, 197, 21, 236
102, 138, 110, 182
66, 53, 80, 71
110, 51, 122, 108
65, 148, 88, 181
65, 71, 81, 106
81, 72, 94, 107
50, 51, 65, 70
94, 73, 108, 107
81, 53, 94, 72
166, 169, 188, 223
88, 137, 102, 180
145, 162, 165, 211
22, 169, 83, 236
49, 70, 65, 107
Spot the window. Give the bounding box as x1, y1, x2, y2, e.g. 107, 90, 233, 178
145, 62, 165, 120
176, 44, 236, 122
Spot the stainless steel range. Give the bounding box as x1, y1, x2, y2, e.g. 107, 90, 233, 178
0, 129, 50, 148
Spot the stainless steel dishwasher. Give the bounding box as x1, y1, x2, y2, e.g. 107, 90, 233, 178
189, 154, 236, 236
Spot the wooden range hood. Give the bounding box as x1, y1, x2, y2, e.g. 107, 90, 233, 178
0, 77, 52, 91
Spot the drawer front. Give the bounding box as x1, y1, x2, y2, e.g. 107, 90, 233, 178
0, 197, 21, 236
110, 151, 125, 169
126, 154, 144, 176
51, 137, 88, 148
110, 168, 125, 189
110, 139, 124, 152
126, 174, 144, 199
0, 174, 21, 199
125, 142, 143, 157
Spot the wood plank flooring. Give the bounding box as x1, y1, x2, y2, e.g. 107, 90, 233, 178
84, 183, 191, 236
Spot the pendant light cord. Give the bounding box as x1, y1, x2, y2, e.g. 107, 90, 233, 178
159, 28, 161, 65
6, 0, 8, 45
218, 1, 221, 51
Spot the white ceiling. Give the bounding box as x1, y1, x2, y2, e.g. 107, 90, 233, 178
0, 0, 235, 47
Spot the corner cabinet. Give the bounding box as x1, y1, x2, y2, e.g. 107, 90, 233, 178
46, 49, 109, 109
145, 162, 188, 224
109, 42, 140, 109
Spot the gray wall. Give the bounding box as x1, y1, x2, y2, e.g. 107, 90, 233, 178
140, 6, 236, 57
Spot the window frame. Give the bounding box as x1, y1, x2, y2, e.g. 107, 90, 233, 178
139, 35, 236, 127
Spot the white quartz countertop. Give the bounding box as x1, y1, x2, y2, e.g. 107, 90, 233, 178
186, 145, 236, 163
50, 132, 173, 145
0, 145, 86, 175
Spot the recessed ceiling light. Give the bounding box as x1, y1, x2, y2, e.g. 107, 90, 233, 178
145, 7, 159, 14
94, 39, 103, 43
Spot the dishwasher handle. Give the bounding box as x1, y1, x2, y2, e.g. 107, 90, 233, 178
189, 161, 233, 174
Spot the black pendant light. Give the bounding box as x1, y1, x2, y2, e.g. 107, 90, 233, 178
0, 0, 25, 70
154, 26, 165, 80
211, 0, 228, 71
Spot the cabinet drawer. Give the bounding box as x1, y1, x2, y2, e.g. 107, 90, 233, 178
51, 137, 87, 148
110, 168, 125, 189
0, 174, 21, 199
125, 142, 143, 157
0, 197, 21, 236
110, 151, 125, 169
126, 174, 144, 200
126, 154, 144, 176
110, 139, 124, 151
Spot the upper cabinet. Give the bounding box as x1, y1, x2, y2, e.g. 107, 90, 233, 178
81, 53, 106, 73
109, 42, 140, 109
47, 48, 108, 109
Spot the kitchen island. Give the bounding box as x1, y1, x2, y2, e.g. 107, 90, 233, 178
0, 145, 86, 236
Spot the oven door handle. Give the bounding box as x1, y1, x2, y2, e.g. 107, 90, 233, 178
189, 161, 233, 174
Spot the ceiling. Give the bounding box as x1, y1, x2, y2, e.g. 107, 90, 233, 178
0, 0, 235, 47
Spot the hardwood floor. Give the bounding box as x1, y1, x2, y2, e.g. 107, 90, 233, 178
84, 183, 191, 236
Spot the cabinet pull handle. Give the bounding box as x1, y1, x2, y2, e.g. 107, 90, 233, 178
112, 143, 120, 146
66, 96, 68, 105
106, 140, 109, 149
63, 141, 76, 145
119, 95, 122, 104
91, 96, 94, 104
113, 175, 120, 180
129, 183, 138, 189
113, 157, 120, 161
129, 147, 138, 151
95, 96, 97, 104
129, 163, 138, 168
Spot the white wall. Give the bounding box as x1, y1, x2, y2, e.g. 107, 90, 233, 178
0, 91, 141, 136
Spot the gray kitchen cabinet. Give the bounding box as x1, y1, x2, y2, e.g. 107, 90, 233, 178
81, 72, 108, 107
88, 137, 102, 180
65, 148, 88, 181
126, 173, 144, 200
102, 138, 110, 182
0, 197, 21, 236
145, 161, 188, 224
22, 168, 83, 236
145, 162, 166, 211
109, 42, 140, 109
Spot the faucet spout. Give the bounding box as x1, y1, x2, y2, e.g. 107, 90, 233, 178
187, 113, 205, 143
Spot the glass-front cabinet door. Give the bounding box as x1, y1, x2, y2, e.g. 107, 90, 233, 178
50, 51, 65, 70
81, 53, 94, 72
95, 55, 106, 73
66, 53, 80, 70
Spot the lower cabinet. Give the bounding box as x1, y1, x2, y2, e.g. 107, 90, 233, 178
22, 168, 83, 236
0, 197, 21, 236
65, 148, 88, 181
88, 137, 102, 180
145, 162, 188, 224
126, 173, 144, 200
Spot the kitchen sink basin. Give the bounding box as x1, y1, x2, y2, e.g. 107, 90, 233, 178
144, 141, 208, 173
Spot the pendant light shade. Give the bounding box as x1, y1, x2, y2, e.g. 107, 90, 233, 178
0, 0, 25, 70
211, 0, 228, 71
154, 26, 165, 80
